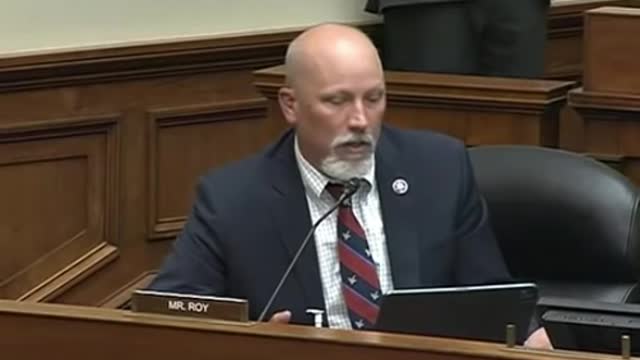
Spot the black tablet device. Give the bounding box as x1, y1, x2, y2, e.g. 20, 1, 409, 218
374, 282, 538, 343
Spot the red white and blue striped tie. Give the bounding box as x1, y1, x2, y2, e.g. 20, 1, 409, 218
326, 183, 381, 330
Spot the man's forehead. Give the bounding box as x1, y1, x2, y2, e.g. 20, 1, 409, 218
317, 81, 386, 94
288, 28, 382, 76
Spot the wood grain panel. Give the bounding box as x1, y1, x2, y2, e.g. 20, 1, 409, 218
0, 31, 288, 303
20, 242, 119, 302
0, 159, 88, 290
544, 0, 636, 80
543, 1, 637, 151
99, 271, 156, 309
255, 65, 574, 147
0, 300, 622, 360
558, 105, 584, 151
147, 99, 270, 240
0, 116, 119, 299
583, 6, 640, 94
569, 88, 640, 184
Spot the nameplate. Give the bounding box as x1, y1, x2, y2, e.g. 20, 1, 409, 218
131, 290, 249, 322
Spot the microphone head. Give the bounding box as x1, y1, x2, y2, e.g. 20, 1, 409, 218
344, 177, 364, 195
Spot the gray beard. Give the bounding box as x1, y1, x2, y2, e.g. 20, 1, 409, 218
320, 153, 373, 182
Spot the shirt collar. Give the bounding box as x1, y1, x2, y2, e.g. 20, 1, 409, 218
294, 135, 375, 199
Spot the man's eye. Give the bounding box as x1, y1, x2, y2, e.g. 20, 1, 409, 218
326, 96, 346, 105
367, 92, 384, 102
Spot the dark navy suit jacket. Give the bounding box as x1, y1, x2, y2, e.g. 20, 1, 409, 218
148, 125, 511, 325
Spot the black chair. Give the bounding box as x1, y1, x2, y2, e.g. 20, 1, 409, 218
468, 145, 640, 303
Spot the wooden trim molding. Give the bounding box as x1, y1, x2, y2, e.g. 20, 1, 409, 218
18, 242, 119, 302
568, 88, 640, 184
569, 88, 640, 115
0, 33, 291, 92
0, 115, 120, 142
547, 0, 632, 29
385, 74, 573, 114
255, 65, 575, 114
147, 98, 267, 240
587, 152, 626, 171
0, 23, 379, 93
100, 271, 157, 309
588, 153, 640, 186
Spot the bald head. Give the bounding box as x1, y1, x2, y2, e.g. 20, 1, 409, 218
284, 23, 383, 91
277, 24, 386, 178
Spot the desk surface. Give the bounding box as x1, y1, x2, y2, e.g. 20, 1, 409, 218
0, 300, 626, 360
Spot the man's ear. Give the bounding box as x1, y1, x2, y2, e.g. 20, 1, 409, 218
278, 87, 297, 126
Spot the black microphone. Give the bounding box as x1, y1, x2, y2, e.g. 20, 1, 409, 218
256, 177, 364, 323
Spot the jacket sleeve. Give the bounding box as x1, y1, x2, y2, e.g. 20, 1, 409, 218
147, 177, 227, 295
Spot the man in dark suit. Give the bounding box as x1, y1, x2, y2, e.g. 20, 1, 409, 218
366, 0, 549, 78
148, 23, 550, 347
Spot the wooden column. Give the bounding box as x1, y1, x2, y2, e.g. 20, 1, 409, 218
569, 6, 640, 185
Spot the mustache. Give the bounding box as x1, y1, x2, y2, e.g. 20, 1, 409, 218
332, 132, 375, 148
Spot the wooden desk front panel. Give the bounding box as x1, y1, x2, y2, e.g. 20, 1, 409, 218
0, 301, 613, 360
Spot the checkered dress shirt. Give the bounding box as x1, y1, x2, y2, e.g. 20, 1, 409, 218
294, 137, 394, 329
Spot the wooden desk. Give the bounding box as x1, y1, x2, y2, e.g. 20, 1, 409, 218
0, 300, 622, 360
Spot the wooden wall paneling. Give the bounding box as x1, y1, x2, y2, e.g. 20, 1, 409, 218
147, 98, 270, 240
583, 6, 640, 94
545, 1, 640, 152
48, 85, 280, 305
569, 89, 640, 184
0, 116, 119, 301
99, 271, 157, 309
587, 153, 640, 186
621, 158, 640, 188
587, 153, 625, 172
558, 105, 586, 152
568, 5, 640, 184
0, 30, 300, 305
254, 65, 575, 147
546, 0, 593, 80
544, 0, 633, 81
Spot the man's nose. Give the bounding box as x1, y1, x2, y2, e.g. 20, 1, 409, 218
347, 101, 368, 130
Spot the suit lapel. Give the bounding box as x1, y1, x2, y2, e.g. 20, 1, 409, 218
376, 130, 421, 289
266, 131, 325, 314
263, 127, 423, 316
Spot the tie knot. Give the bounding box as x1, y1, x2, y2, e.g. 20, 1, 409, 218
325, 183, 346, 202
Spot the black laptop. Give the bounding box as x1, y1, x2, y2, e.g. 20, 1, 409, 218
374, 282, 538, 343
